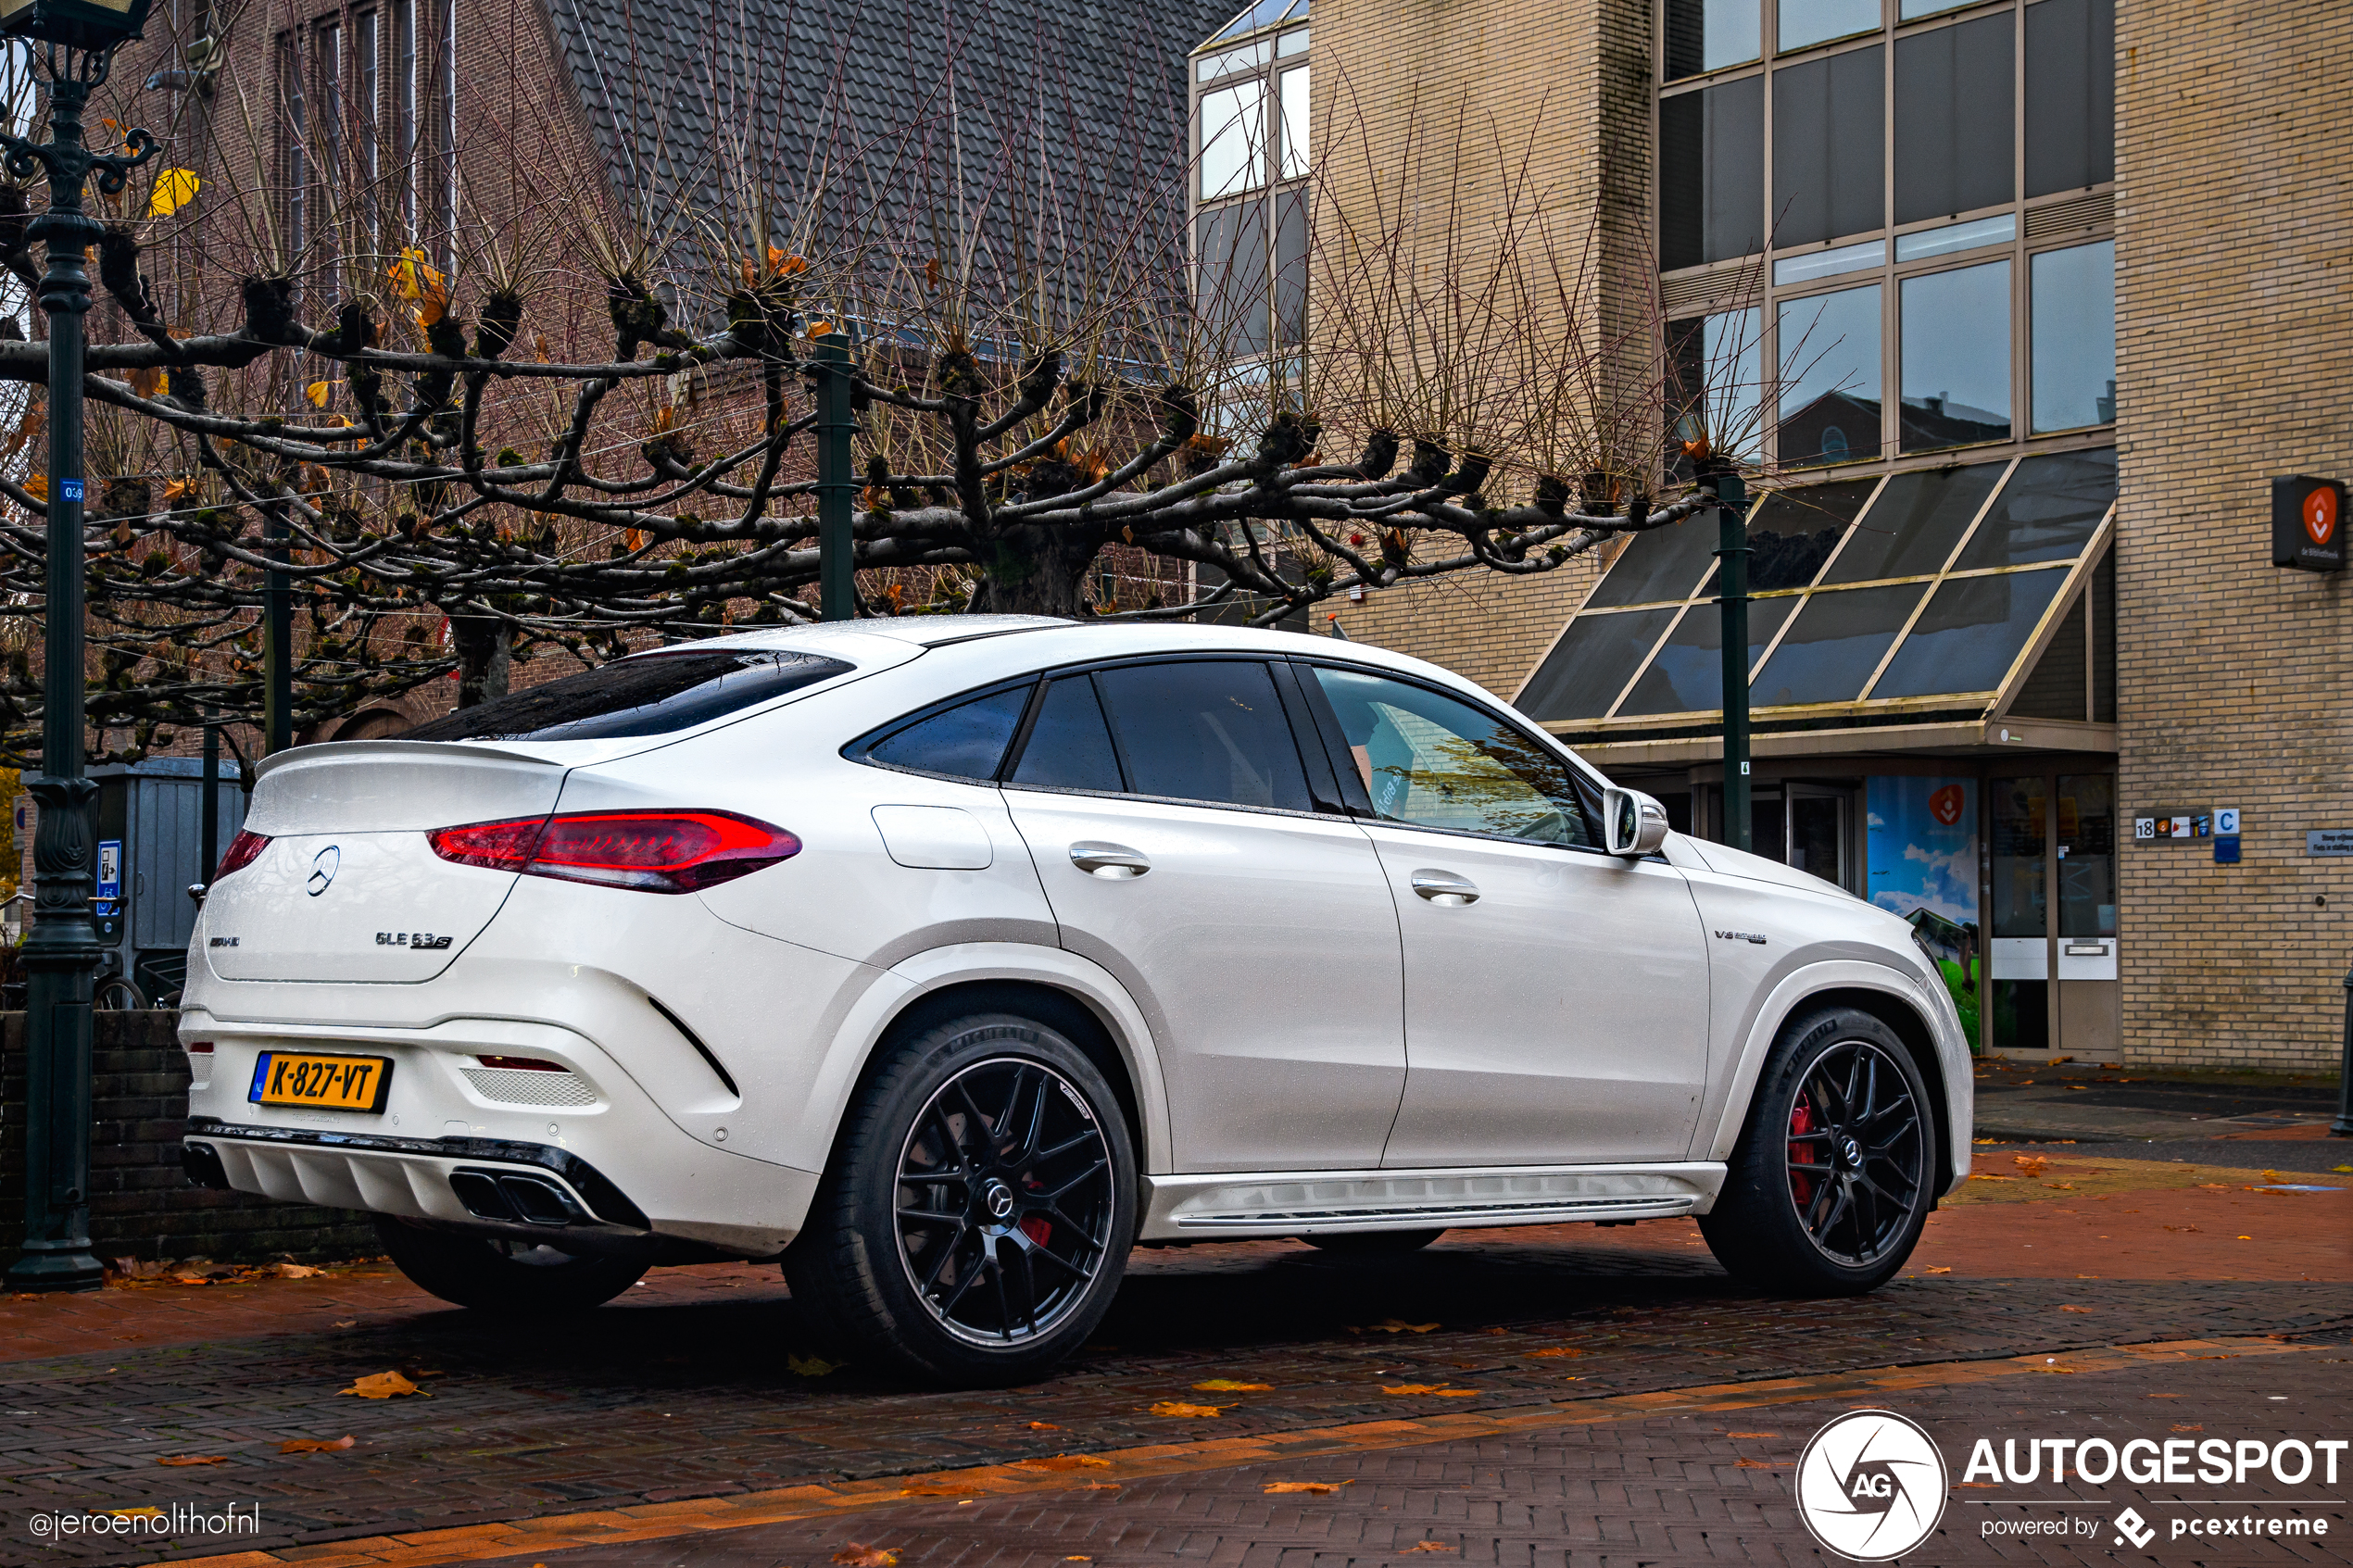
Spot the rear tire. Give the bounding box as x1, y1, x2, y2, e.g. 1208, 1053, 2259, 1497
1699, 1006, 1935, 1297
785, 1008, 1136, 1387
1302, 1228, 1445, 1254
373, 1216, 648, 1311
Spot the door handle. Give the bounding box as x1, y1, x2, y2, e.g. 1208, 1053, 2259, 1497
1410, 869, 1479, 906
1069, 842, 1151, 879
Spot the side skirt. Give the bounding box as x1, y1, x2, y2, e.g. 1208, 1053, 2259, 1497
1137, 1162, 1727, 1241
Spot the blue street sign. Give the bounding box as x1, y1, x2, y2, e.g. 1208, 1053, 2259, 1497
57, 478, 83, 503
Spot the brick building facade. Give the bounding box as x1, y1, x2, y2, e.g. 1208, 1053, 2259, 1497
1280, 0, 2349, 1072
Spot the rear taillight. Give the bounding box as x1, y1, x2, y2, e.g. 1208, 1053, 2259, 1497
184, 1040, 214, 1055
214, 830, 270, 881
428, 810, 799, 894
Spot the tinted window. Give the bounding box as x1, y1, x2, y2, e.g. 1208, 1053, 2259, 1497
1585, 519, 1719, 608
1664, 0, 1760, 79
1750, 582, 1927, 705
1659, 75, 1763, 270
1311, 668, 1594, 847
1777, 282, 1881, 467
1894, 11, 2013, 226
1899, 259, 2010, 451
1095, 661, 1312, 811
1773, 45, 1882, 248
404, 651, 849, 743
1705, 478, 1879, 593
2024, 0, 2114, 197
1516, 607, 1677, 721
865, 684, 1031, 780
1821, 462, 2003, 581
1951, 448, 2117, 569
1872, 568, 2069, 696
1010, 677, 1125, 793
1616, 597, 1796, 717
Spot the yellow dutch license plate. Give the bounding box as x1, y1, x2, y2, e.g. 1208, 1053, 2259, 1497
248, 1051, 394, 1113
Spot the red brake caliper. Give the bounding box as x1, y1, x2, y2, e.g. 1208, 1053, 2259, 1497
1019, 1216, 1052, 1247
1788, 1097, 1817, 1208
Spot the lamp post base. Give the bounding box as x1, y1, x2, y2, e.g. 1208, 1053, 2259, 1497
5, 1237, 106, 1291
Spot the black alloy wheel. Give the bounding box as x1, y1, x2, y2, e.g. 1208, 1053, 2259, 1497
1780, 1039, 1926, 1267
1699, 1006, 1936, 1296
893, 1057, 1119, 1345
785, 1003, 1138, 1386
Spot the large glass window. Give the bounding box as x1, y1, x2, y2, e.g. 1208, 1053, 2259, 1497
1668, 307, 1764, 460
1517, 608, 1678, 721
1871, 568, 2067, 696
1777, 283, 1881, 467
1659, 77, 1764, 270
1277, 65, 1309, 179
1898, 258, 2009, 451
1893, 11, 2013, 225
1199, 79, 1265, 199
1664, 0, 1761, 78
864, 685, 1033, 780
2024, 0, 2115, 197
1773, 45, 1882, 247
1780, 0, 1881, 52
1517, 453, 2115, 725
1009, 676, 1125, 794
1310, 670, 1594, 847
2031, 240, 2116, 433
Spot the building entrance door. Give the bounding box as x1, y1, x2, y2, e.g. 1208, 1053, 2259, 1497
1987, 771, 2119, 1057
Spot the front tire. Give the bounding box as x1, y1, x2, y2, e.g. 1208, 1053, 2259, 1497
1699, 1007, 1934, 1296
785, 1008, 1137, 1386
373, 1216, 648, 1311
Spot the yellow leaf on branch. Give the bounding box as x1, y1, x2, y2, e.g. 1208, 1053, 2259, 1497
147, 168, 201, 218
305, 382, 332, 408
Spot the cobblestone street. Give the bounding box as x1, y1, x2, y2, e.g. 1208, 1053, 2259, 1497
3, 1137, 2347, 1568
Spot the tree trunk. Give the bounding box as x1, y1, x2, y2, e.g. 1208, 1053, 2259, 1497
963, 524, 1103, 618
449, 614, 511, 709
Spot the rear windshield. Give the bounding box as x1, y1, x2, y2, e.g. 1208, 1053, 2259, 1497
402, 651, 850, 743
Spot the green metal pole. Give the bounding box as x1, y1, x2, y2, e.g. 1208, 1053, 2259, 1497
10, 66, 111, 1292
198, 711, 219, 884
1712, 471, 1752, 852
262, 507, 292, 753
813, 332, 854, 621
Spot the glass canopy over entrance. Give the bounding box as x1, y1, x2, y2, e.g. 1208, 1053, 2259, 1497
1516, 447, 2117, 744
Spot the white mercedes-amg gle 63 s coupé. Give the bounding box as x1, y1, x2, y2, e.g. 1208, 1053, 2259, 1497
181, 616, 1971, 1385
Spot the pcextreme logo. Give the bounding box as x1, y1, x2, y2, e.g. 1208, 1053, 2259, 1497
1795, 1410, 1949, 1561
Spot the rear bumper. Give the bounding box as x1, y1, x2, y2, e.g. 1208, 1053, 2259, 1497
184, 1119, 672, 1258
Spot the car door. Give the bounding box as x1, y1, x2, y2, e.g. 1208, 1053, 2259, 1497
1296, 662, 1711, 1168
1000, 658, 1406, 1173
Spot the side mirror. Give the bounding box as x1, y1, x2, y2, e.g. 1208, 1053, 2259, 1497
1602, 787, 1670, 859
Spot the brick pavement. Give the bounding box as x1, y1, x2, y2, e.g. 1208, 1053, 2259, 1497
0, 1156, 2345, 1567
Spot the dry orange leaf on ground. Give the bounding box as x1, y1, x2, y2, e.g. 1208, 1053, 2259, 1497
833, 1548, 898, 1568
276, 1262, 321, 1278
338, 1371, 422, 1399
2059, 1304, 2094, 1313
1379, 1385, 1477, 1397
900, 1481, 975, 1497
278, 1436, 355, 1454
1193, 1379, 1272, 1392
1264, 1481, 1350, 1494
111, 1508, 165, 1520
1150, 1400, 1224, 1418
1013, 1455, 1112, 1472
1525, 1348, 1585, 1359
1076, 1482, 1120, 1490
1026, 1421, 1060, 1431
1924, 1266, 1954, 1274
1403, 1542, 1455, 1552
787, 1352, 841, 1377
157, 1454, 226, 1466
1727, 1433, 1778, 1439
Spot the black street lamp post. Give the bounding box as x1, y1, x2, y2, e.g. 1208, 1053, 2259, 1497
1, 0, 158, 1291
1709, 470, 1751, 852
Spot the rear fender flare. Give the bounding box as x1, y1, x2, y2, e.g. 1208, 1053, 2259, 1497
1698, 960, 1969, 1198
806, 942, 1172, 1176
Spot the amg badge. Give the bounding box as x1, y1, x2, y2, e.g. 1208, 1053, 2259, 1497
377, 931, 454, 949
1714, 929, 1768, 945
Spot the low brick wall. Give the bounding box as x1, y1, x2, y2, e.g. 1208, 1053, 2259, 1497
0, 1010, 379, 1267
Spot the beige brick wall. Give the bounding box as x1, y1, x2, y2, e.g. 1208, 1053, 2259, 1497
1309, 0, 1652, 703
2110, 0, 2353, 1073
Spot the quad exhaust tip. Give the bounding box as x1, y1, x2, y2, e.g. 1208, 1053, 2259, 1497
449, 1168, 592, 1226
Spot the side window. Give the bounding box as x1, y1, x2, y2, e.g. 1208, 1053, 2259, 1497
1009, 676, 1125, 793
1094, 661, 1315, 812
1307, 667, 1596, 847
862, 684, 1032, 780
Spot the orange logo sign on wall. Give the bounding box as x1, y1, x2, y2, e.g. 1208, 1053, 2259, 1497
1929, 784, 1965, 827
2306, 485, 2338, 546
